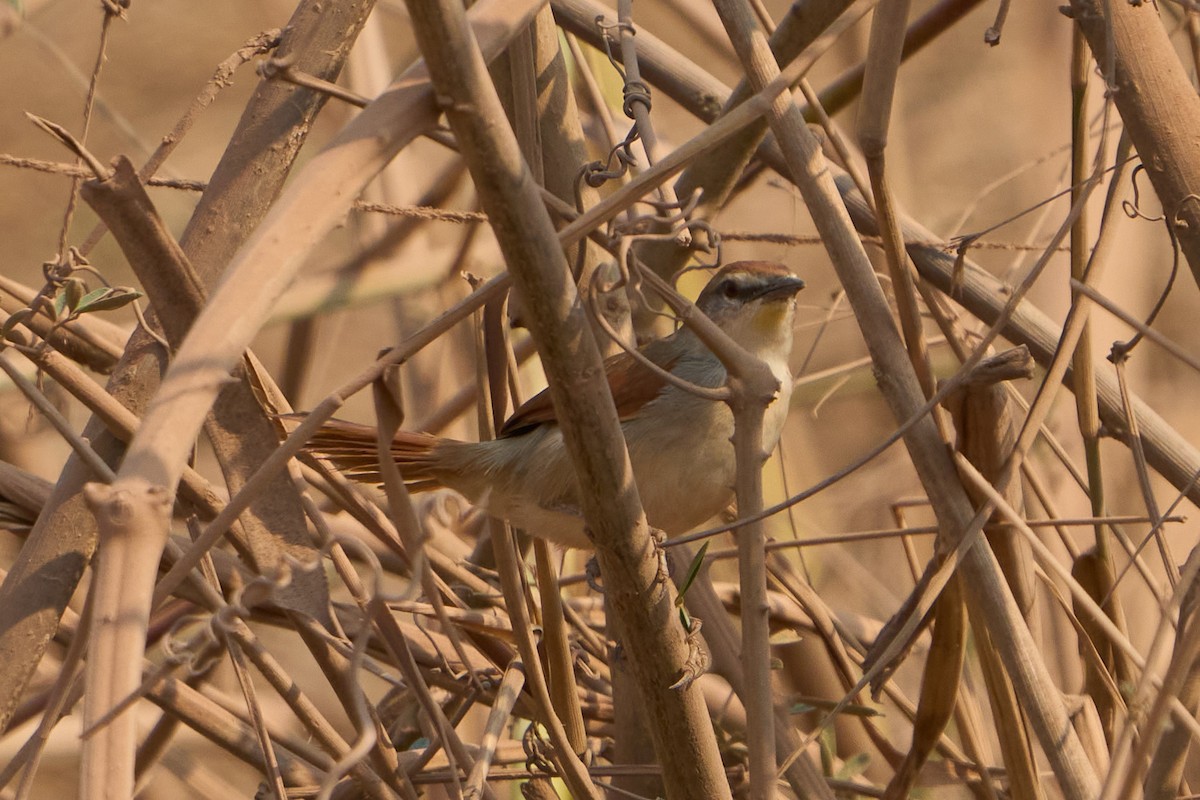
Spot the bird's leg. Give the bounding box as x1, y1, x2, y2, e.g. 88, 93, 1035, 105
669, 617, 710, 691
650, 526, 670, 584
586, 528, 669, 589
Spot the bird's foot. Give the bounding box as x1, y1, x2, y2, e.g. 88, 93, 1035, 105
670, 617, 710, 691
649, 526, 671, 584
585, 555, 604, 594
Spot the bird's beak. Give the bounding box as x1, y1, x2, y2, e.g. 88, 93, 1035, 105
751, 275, 806, 302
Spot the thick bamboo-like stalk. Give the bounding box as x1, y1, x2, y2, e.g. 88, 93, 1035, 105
491, 14, 597, 769
1070, 0, 1200, 289
82, 479, 173, 799
400, 1, 731, 796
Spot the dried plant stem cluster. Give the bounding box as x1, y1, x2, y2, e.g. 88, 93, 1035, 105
1, 0, 1200, 799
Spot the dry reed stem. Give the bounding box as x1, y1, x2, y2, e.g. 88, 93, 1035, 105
77, 155, 346, 790
955, 455, 1200, 797
707, 5, 867, 798
729, 375, 778, 799
181, 0, 383, 630
1068, 25, 1111, 571
368, 371, 489, 795
80, 479, 172, 798
0, 314, 236, 522
485, 515, 595, 796
818, 0, 985, 113
0, 354, 113, 484
946, 352, 1035, 615
614, 0, 687, 219
142, 671, 326, 786
945, 356, 1041, 795
883, 578, 965, 800
75, 28, 282, 257
464, 663, 526, 797
858, 0, 938, 406
984, 455, 1198, 687
222, 636, 287, 800
1143, 608, 1200, 798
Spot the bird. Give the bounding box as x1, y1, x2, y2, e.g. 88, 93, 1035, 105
295, 261, 805, 549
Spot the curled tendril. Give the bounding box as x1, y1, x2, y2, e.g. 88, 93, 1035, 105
622, 79, 652, 119
1109, 204, 1187, 362
579, 134, 640, 189
42, 246, 89, 286
593, 15, 635, 80
522, 722, 558, 776
1122, 164, 1165, 222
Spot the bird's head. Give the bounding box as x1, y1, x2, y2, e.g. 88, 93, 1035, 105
695, 261, 805, 357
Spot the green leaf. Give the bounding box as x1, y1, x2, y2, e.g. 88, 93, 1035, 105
74, 286, 143, 315
52, 289, 68, 320
678, 606, 693, 633
788, 695, 882, 717
64, 278, 84, 312
834, 752, 871, 780
674, 541, 708, 607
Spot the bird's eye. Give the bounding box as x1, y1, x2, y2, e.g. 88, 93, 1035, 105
721, 280, 738, 299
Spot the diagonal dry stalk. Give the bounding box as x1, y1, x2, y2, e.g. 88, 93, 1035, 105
0, 0, 373, 735
401, 1, 749, 796
69, 2, 546, 796
487, 19, 619, 778
710, 1, 1097, 797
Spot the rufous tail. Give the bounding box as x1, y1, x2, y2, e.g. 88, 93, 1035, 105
275, 414, 446, 490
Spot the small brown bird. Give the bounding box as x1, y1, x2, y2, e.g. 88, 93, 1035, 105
299, 261, 804, 548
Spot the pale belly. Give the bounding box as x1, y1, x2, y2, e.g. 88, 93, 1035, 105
441, 362, 792, 548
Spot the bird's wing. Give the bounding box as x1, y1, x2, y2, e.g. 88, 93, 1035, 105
499, 338, 680, 438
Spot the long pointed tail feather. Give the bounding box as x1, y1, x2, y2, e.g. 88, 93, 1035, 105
275, 414, 447, 490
